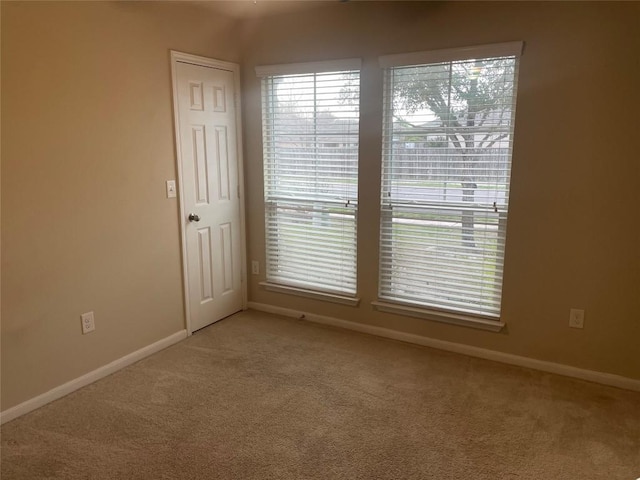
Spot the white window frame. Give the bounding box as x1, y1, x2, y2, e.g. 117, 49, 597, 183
256, 59, 362, 306
375, 42, 523, 331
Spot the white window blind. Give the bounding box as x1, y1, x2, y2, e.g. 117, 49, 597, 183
259, 62, 360, 296
379, 44, 521, 319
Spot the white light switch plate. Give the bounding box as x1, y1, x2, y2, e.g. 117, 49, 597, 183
166, 180, 177, 198
569, 308, 584, 329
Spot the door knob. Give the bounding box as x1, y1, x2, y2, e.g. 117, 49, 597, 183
188, 213, 200, 222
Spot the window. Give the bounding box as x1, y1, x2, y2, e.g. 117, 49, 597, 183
256, 60, 361, 303
376, 43, 522, 327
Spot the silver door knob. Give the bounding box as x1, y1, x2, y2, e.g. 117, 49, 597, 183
188, 213, 200, 222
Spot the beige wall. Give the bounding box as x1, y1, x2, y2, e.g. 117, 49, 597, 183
2, 1, 639, 412
241, 2, 640, 379
1, 1, 240, 409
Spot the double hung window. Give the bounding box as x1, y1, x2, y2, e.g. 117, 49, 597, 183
377, 43, 522, 324
256, 60, 361, 301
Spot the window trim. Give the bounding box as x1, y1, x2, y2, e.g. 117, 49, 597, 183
372, 301, 505, 332
261, 282, 361, 307
256, 58, 362, 77
378, 41, 523, 68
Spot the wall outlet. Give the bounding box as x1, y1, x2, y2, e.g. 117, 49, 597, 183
251, 260, 260, 275
81, 311, 96, 334
569, 308, 584, 329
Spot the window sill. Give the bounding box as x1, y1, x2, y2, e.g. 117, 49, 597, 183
260, 281, 360, 307
372, 301, 504, 332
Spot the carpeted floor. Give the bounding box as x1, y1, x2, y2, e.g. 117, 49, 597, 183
1, 310, 639, 479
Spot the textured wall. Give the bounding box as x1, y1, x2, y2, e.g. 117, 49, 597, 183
240, 2, 640, 380
1, 1, 240, 409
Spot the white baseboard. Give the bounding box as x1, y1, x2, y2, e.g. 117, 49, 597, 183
0, 330, 188, 425
248, 302, 640, 393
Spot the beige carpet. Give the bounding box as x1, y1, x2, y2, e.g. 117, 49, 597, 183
1, 310, 639, 479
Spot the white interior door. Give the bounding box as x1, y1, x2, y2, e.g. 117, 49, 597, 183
172, 54, 245, 333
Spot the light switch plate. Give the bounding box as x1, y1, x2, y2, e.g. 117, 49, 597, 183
569, 308, 584, 329
166, 180, 177, 198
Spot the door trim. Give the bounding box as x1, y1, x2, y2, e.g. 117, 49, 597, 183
170, 50, 248, 335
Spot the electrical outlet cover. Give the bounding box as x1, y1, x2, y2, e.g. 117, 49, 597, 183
81, 311, 96, 334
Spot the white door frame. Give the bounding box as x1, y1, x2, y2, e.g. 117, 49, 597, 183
170, 50, 248, 335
